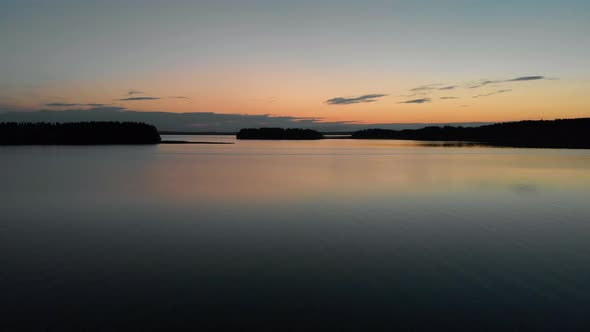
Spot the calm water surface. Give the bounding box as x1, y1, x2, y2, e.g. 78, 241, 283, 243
2, 136, 590, 330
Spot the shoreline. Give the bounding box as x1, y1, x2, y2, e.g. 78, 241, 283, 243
160, 140, 234, 144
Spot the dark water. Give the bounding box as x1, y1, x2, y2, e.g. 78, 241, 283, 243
2, 136, 590, 330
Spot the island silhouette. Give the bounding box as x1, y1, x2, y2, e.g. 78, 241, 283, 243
351, 118, 590, 148
0, 122, 161, 145
235, 118, 589, 148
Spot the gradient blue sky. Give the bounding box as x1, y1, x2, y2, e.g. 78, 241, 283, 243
1, 0, 589, 123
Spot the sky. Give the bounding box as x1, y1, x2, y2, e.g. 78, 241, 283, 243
1, 0, 589, 128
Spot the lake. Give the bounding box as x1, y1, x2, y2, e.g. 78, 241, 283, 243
2, 135, 590, 330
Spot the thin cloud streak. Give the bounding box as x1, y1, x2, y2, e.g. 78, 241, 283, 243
119, 97, 160, 101
45, 103, 107, 107
469, 75, 548, 88
399, 98, 431, 104
507, 76, 545, 82
128, 90, 144, 96
325, 93, 388, 105
45, 103, 81, 107
410, 84, 442, 92
473, 89, 512, 98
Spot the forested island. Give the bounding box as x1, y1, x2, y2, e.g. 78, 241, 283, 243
237, 128, 324, 140
351, 118, 590, 148
0, 122, 161, 145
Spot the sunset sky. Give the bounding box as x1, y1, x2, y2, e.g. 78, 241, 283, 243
1, 0, 589, 127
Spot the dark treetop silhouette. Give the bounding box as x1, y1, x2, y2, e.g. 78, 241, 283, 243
237, 128, 324, 140
351, 118, 590, 149
0, 122, 161, 145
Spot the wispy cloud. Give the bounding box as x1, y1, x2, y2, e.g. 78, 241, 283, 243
410, 84, 442, 92
440, 97, 459, 100
325, 93, 388, 105
473, 89, 512, 98
469, 75, 548, 88
168, 96, 190, 99
45, 102, 107, 107
45, 103, 81, 107
403, 75, 550, 99
506, 76, 545, 82
399, 98, 431, 104
404, 84, 456, 97
119, 97, 160, 101
128, 89, 144, 96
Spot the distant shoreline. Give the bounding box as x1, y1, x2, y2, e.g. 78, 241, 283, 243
160, 140, 233, 144
231, 118, 590, 148
159, 131, 354, 136
160, 131, 237, 135
350, 118, 590, 149
3, 119, 589, 148
237, 128, 324, 140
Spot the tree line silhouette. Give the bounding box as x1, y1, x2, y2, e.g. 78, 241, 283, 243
0, 122, 161, 145
237, 128, 324, 140
351, 118, 590, 148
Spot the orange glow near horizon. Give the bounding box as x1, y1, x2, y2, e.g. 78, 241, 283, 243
14, 64, 590, 125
